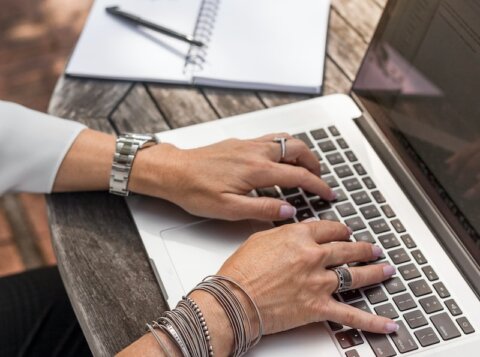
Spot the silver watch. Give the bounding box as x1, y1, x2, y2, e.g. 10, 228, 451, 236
109, 133, 158, 196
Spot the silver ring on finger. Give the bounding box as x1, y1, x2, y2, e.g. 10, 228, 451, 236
273, 137, 288, 161
330, 266, 353, 293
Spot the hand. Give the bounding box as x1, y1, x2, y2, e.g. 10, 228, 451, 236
218, 220, 398, 335
446, 139, 480, 199
129, 134, 334, 221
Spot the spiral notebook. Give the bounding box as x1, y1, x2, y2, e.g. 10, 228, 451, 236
66, 0, 331, 94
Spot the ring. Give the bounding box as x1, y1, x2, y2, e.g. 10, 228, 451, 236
330, 266, 353, 293
273, 137, 288, 161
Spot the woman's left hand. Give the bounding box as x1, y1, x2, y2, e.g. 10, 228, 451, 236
129, 133, 334, 221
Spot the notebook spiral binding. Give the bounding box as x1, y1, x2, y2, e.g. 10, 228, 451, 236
184, 0, 221, 74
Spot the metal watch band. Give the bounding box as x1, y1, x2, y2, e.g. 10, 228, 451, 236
109, 133, 157, 196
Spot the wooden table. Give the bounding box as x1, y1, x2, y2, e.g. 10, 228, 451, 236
47, 1, 385, 355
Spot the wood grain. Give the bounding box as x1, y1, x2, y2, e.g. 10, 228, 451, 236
203, 88, 265, 117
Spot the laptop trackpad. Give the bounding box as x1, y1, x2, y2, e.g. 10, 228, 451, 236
160, 219, 261, 293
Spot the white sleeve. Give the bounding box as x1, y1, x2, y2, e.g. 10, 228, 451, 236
0, 101, 87, 195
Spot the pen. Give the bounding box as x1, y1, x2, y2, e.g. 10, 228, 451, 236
105, 6, 204, 47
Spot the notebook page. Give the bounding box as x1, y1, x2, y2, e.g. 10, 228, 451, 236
67, 0, 201, 83
194, 0, 330, 93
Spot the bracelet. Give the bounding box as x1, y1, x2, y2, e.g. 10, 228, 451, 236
146, 322, 174, 357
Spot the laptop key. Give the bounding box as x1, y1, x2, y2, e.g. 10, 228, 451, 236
354, 231, 375, 243
404, 310, 428, 329
400, 234, 416, 248
340, 289, 362, 302
381, 205, 395, 218
336, 202, 357, 217
318, 140, 336, 152
324, 175, 339, 188
371, 190, 386, 203
320, 162, 330, 175
378, 233, 400, 249
328, 320, 343, 331
411, 249, 427, 265
374, 303, 399, 319
256, 187, 279, 198
444, 299, 462, 316
345, 151, 358, 162
408, 279, 432, 297
310, 128, 328, 140
353, 163, 367, 176
311, 149, 321, 161
296, 209, 314, 221
311, 198, 331, 211
351, 191, 371, 205
287, 195, 307, 208
393, 292, 417, 311
319, 210, 340, 222
335, 329, 364, 349
431, 312, 461, 340
360, 205, 381, 220
281, 187, 299, 196
414, 327, 440, 347
389, 321, 418, 353
345, 216, 366, 232
419, 295, 443, 314
326, 152, 345, 165
343, 178, 362, 192
369, 219, 391, 234
363, 332, 396, 357
336, 138, 349, 149
362, 177, 376, 189
345, 350, 360, 357
364, 286, 388, 304
350, 300, 371, 313
335, 165, 354, 178
432, 282, 450, 298
383, 277, 406, 294
398, 263, 421, 280
388, 248, 410, 264
333, 188, 348, 202
293, 133, 314, 148
391, 219, 406, 233
422, 265, 438, 281
456, 317, 475, 334
328, 125, 340, 136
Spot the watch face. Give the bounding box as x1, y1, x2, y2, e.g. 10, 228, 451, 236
125, 133, 154, 141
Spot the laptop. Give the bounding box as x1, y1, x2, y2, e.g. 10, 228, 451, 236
127, 1, 480, 356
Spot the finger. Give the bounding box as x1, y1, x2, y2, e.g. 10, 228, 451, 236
223, 194, 297, 221
265, 138, 320, 175
254, 133, 293, 142
348, 263, 396, 289
323, 242, 383, 267
269, 164, 335, 201
325, 300, 399, 334
300, 220, 352, 244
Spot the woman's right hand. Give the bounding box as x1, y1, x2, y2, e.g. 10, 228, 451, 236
217, 219, 398, 336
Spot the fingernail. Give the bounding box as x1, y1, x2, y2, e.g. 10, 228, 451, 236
372, 245, 383, 258
385, 322, 399, 333
383, 265, 396, 277
347, 227, 353, 236
329, 190, 338, 201
279, 205, 296, 219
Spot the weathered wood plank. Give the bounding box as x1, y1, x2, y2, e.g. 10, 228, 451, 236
372, 0, 387, 9
110, 84, 170, 133
75, 117, 116, 135
258, 92, 311, 108
332, 0, 383, 43
323, 56, 352, 95
202, 88, 265, 117
47, 192, 166, 357
327, 9, 369, 81
148, 85, 218, 128
48, 76, 132, 119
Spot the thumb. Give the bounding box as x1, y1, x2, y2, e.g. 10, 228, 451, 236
226, 194, 297, 221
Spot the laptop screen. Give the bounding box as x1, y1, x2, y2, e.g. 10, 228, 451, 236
352, 0, 480, 265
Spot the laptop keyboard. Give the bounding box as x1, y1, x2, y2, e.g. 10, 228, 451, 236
256, 126, 476, 356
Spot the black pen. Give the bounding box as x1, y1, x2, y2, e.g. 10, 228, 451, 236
105, 6, 204, 47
